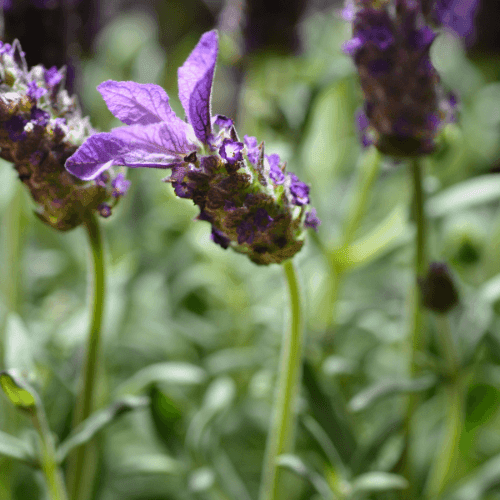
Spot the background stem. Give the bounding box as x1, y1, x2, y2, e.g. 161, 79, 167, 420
398, 158, 428, 497
259, 260, 304, 500
65, 213, 105, 500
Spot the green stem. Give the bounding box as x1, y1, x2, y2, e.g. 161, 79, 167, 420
398, 158, 428, 497
65, 213, 105, 500
32, 408, 69, 500
259, 260, 304, 500
425, 315, 462, 498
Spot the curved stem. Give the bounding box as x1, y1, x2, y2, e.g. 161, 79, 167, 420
259, 260, 304, 500
65, 213, 105, 500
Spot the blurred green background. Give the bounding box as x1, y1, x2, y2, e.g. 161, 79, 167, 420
1, 1, 500, 499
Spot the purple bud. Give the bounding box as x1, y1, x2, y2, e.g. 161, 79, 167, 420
27, 81, 48, 101
305, 208, 321, 231
237, 219, 255, 245
418, 262, 459, 313
211, 226, 231, 249
214, 114, 233, 129
266, 154, 285, 185
111, 173, 131, 198
30, 107, 50, 126
44, 66, 63, 89
98, 203, 112, 218
289, 173, 310, 206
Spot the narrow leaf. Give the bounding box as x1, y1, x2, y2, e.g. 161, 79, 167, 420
348, 375, 436, 412
56, 395, 149, 462
115, 362, 206, 396
302, 360, 357, 464
345, 205, 410, 269
351, 472, 408, 494
427, 174, 500, 218
277, 454, 337, 500
0, 430, 38, 467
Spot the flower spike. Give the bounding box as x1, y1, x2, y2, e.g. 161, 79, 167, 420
65, 30, 319, 264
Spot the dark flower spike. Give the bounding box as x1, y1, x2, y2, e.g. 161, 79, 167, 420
65, 30, 319, 264
0, 39, 128, 231
418, 262, 459, 313
343, 0, 465, 157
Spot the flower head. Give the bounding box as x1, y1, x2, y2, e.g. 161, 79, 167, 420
343, 0, 462, 157
0, 39, 126, 231
65, 30, 319, 264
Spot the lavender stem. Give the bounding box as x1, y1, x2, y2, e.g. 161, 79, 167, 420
65, 212, 105, 500
259, 259, 304, 500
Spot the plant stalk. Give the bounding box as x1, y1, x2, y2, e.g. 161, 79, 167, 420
65, 213, 105, 500
32, 408, 69, 500
259, 260, 304, 500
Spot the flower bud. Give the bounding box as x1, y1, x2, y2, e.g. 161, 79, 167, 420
0, 40, 128, 231
418, 262, 459, 313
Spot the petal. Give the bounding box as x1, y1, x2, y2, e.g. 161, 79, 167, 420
119, 151, 183, 169
111, 121, 196, 157
178, 30, 218, 144
65, 133, 126, 180
97, 80, 176, 125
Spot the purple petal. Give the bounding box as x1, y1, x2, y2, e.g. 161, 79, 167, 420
111, 121, 195, 156
178, 30, 218, 144
97, 80, 176, 126
65, 133, 126, 180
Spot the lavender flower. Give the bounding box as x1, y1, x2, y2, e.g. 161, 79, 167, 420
65, 30, 318, 265
343, 0, 460, 157
0, 40, 127, 231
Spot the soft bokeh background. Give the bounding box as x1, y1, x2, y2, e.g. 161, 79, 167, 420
1, 0, 500, 499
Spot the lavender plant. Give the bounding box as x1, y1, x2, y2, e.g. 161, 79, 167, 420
0, 38, 129, 500
65, 29, 318, 500
342, 0, 479, 496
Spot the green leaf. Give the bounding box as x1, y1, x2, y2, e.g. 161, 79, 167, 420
277, 454, 337, 500
0, 430, 38, 467
302, 361, 356, 465
426, 174, 500, 218
344, 205, 410, 269
348, 375, 436, 412
115, 362, 206, 396
56, 395, 149, 462
4, 314, 35, 373
117, 453, 184, 476
444, 453, 500, 500
350, 472, 408, 494
0, 371, 37, 411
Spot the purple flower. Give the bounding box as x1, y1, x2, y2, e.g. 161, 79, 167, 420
304, 208, 321, 231
244, 135, 259, 164
65, 30, 319, 264
111, 173, 131, 198
65, 30, 219, 180
44, 66, 63, 89
266, 154, 285, 185
220, 138, 244, 164
30, 107, 50, 126
289, 173, 310, 206
432, 0, 478, 38
214, 115, 233, 129
27, 81, 48, 101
